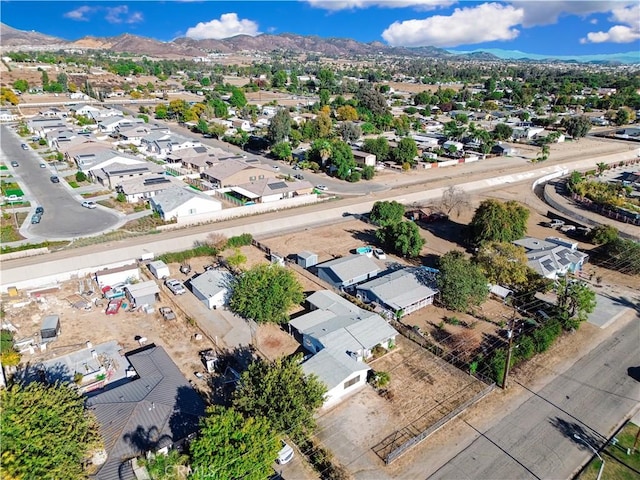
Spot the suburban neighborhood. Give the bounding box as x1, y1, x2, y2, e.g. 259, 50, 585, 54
0, 11, 639, 480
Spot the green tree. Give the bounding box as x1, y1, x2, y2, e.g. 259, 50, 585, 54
229, 264, 303, 324
267, 109, 291, 144
475, 241, 532, 288
337, 121, 362, 143
437, 251, 489, 312
370, 200, 404, 226
376, 221, 425, 257
12, 79, 28, 93
392, 137, 418, 166
561, 115, 591, 140
556, 277, 597, 328
355, 83, 388, 116
190, 406, 279, 480
233, 355, 326, 437
362, 165, 375, 180
270, 141, 292, 161
210, 98, 228, 118
614, 107, 631, 126
601, 237, 640, 275
329, 140, 356, 180
1, 381, 101, 479
229, 87, 247, 108
141, 448, 189, 480
154, 103, 168, 119
588, 225, 618, 245
492, 123, 513, 141
196, 118, 209, 135
75, 171, 87, 182
468, 199, 530, 246
362, 136, 390, 162
271, 70, 288, 89
0, 329, 20, 366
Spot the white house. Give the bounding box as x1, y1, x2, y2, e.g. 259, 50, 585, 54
443, 140, 464, 152
316, 255, 380, 289
352, 150, 376, 167
290, 290, 398, 407
73, 149, 146, 173
189, 269, 232, 309
513, 237, 589, 279
0, 109, 18, 122
149, 186, 222, 221
94, 264, 140, 290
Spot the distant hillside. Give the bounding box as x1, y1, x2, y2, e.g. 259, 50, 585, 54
448, 47, 640, 65
0, 23, 67, 46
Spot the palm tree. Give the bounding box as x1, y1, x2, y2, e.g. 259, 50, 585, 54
596, 162, 608, 176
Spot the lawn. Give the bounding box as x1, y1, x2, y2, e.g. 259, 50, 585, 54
579, 422, 640, 480
1, 180, 24, 197
1, 212, 27, 242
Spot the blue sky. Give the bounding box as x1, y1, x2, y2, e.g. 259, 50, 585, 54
2, 1, 639, 56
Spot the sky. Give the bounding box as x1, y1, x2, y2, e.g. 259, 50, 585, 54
1, 1, 639, 56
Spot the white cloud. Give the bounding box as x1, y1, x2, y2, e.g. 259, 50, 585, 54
185, 13, 261, 40
382, 3, 524, 47
580, 4, 640, 44
64, 6, 94, 21
105, 6, 143, 24
513, 1, 629, 28
307, 0, 454, 11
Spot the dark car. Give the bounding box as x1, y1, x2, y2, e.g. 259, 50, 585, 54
35, 206, 44, 215
50, 175, 60, 183
294, 174, 304, 180
10, 161, 18, 167
21, 143, 28, 150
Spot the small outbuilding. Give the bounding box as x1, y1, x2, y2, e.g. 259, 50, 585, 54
148, 260, 170, 280
190, 270, 232, 310
316, 254, 380, 289
297, 251, 318, 269
125, 281, 160, 309
41, 315, 61, 342
95, 263, 140, 290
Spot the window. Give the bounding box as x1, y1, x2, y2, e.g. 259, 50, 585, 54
249, 176, 256, 181
343, 375, 360, 390
188, 208, 196, 215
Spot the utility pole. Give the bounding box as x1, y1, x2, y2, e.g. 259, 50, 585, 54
502, 326, 514, 389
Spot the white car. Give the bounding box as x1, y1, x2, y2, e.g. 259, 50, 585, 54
82, 201, 97, 209
272, 165, 280, 171
276, 440, 294, 465
165, 279, 186, 295
373, 248, 387, 260
315, 184, 328, 191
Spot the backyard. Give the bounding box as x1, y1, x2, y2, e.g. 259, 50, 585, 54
578, 421, 640, 480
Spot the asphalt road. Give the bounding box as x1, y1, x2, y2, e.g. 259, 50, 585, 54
2, 125, 120, 238
428, 316, 640, 480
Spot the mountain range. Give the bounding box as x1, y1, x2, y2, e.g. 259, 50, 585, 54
1, 23, 637, 65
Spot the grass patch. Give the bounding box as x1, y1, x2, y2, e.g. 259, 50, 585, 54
68, 181, 79, 188
578, 422, 640, 480
0, 166, 7, 171
1, 213, 27, 242
1, 240, 69, 255
122, 215, 173, 232
158, 245, 220, 264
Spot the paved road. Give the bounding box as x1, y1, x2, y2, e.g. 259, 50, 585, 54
428, 316, 640, 480
2, 125, 120, 238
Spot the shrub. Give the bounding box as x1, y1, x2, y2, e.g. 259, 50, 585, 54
75, 171, 87, 182
226, 233, 253, 249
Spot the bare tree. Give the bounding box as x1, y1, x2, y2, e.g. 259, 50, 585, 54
438, 186, 471, 217
207, 233, 227, 250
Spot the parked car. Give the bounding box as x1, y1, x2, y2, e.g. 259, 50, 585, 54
82, 201, 97, 209
40, 162, 46, 168
544, 219, 564, 228
31, 213, 41, 224
35, 206, 44, 215
293, 174, 304, 180
10, 161, 18, 167
165, 279, 186, 295
21, 143, 28, 150
373, 248, 387, 260
50, 175, 60, 183
277, 441, 295, 465
559, 225, 576, 233
271, 165, 280, 171
315, 184, 328, 191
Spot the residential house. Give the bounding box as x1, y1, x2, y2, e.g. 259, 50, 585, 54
228, 178, 314, 204
491, 143, 518, 156
512, 126, 545, 141
73, 149, 146, 173
230, 118, 252, 132
93, 162, 164, 189
535, 130, 565, 143
0, 109, 18, 122
179, 150, 223, 173
150, 186, 222, 221
97, 116, 145, 134
290, 290, 398, 407
200, 159, 278, 188
443, 140, 464, 153
356, 267, 439, 318
513, 237, 589, 279
189, 269, 232, 309
118, 175, 186, 203
86, 345, 206, 480
352, 150, 376, 167
38, 107, 67, 119
141, 132, 202, 158
94, 263, 140, 290
69, 104, 101, 118
316, 254, 380, 290
27, 117, 68, 138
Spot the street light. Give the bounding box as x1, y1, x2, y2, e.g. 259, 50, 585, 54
574, 434, 605, 480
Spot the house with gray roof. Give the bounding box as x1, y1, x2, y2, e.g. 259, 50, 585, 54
73, 149, 145, 173
115, 174, 184, 203
513, 237, 589, 279
189, 269, 233, 309
94, 161, 164, 189
316, 254, 380, 289
149, 186, 222, 221
87, 345, 206, 480
356, 267, 438, 318
229, 178, 314, 204
290, 290, 398, 407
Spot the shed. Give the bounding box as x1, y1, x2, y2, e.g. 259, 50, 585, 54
95, 263, 140, 289
316, 254, 380, 289
125, 281, 160, 308
297, 251, 318, 269
41, 315, 61, 342
190, 270, 232, 310
148, 260, 170, 280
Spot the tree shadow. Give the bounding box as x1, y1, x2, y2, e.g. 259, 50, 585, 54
549, 417, 602, 451
206, 345, 256, 406
168, 385, 206, 448
123, 425, 173, 454
17, 360, 74, 385
346, 228, 379, 246
418, 218, 469, 249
